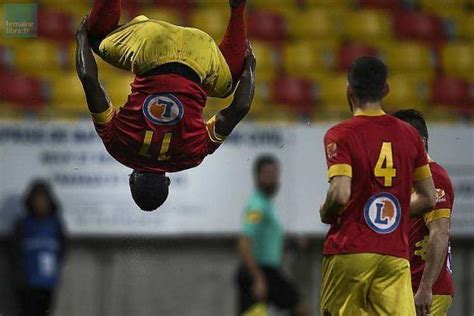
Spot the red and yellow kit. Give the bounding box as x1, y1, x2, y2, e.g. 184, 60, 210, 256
319, 109, 432, 315
323, 109, 431, 259
91, 74, 224, 173
409, 161, 454, 295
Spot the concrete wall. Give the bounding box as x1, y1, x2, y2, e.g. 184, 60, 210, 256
0, 238, 472, 316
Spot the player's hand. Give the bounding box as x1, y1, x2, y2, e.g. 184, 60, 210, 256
234, 41, 256, 102
76, 16, 98, 82
252, 273, 267, 301
414, 284, 432, 316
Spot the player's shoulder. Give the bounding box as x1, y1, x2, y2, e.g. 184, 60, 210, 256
325, 118, 358, 138
430, 161, 453, 188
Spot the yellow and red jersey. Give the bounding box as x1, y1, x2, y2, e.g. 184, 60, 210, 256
409, 161, 454, 295
322, 109, 431, 260
92, 74, 223, 173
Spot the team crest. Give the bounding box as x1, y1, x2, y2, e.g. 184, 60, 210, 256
143, 94, 184, 126
364, 192, 401, 234
436, 188, 446, 203
326, 143, 337, 159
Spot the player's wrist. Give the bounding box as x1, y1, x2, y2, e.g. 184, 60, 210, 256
418, 281, 432, 292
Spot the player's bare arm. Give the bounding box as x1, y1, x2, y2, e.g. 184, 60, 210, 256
320, 176, 351, 224
76, 17, 111, 114
414, 217, 450, 316
238, 236, 267, 300
214, 43, 256, 138
410, 177, 437, 217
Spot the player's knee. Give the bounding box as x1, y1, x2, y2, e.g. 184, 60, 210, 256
129, 171, 170, 211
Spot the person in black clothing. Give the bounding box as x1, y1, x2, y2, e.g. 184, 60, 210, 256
12, 180, 67, 316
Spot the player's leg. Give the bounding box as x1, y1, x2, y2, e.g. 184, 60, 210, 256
319, 254, 376, 315
87, 0, 121, 40
429, 295, 452, 316
367, 256, 416, 316
219, 0, 247, 82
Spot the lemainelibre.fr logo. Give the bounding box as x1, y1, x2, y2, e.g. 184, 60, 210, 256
3, 3, 37, 38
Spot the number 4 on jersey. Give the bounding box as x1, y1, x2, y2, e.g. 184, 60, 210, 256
374, 142, 397, 187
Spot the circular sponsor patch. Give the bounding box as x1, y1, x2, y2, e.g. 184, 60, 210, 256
364, 192, 401, 234
142, 94, 184, 126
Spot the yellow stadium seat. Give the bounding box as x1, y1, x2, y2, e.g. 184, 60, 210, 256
50, 72, 87, 113
381, 42, 434, 74
102, 74, 134, 107
419, 0, 466, 14
141, 7, 183, 26
384, 74, 429, 112
253, 0, 296, 8
251, 41, 277, 74
190, 7, 228, 40
441, 43, 474, 81
455, 14, 474, 41
307, 0, 352, 7
287, 8, 343, 39
317, 74, 348, 111
11, 40, 62, 75
343, 10, 392, 41
282, 41, 336, 77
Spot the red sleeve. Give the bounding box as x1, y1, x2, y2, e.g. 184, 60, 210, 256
423, 173, 453, 223
324, 126, 352, 180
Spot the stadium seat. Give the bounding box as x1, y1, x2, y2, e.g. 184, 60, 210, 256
338, 42, 379, 71
252, 0, 297, 7
384, 74, 429, 112
453, 14, 474, 41
316, 74, 348, 111
287, 8, 342, 39
0, 71, 47, 111
343, 10, 393, 41
11, 40, 62, 76
247, 10, 287, 42
190, 7, 228, 39
419, 0, 466, 15
251, 41, 278, 75
270, 77, 317, 115
441, 43, 474, 80
103, 74, 135, 106
306, 0, 352, 7
49, 72, 87, 112
381, 42, 435, 74
358, 0, 401, 10
38, 9, 75, 42
282, 41, 336, 77
431, 76, 472, 107
141, 7, 184, 26
393, 11, 446, 43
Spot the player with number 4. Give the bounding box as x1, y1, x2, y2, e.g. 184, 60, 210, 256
318, 57, 437, 315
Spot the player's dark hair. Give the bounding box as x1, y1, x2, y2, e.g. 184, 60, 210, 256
392, 109, 429, 150
253, 154, 279, 178
348, 56, 388, 102
129, 171, 170, 211
24, 179, 60, 215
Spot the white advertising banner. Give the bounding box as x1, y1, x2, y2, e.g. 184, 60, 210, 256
0, 121, 472, 237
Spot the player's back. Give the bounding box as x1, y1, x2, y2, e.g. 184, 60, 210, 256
98, 73, 217, 173
323, 110, 430, 259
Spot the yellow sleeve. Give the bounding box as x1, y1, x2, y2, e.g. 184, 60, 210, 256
206, 115, 226, 143
91, 106, 115, 124
414, 164, 432, 181
327, 164, 352, 180
424, 208, 451, 224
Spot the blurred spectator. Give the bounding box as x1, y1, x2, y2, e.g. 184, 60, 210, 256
236, 155, 309, 316
11, 180, 67, 316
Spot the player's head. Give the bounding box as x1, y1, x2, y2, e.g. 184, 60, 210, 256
347, 57, 389, 111
253, 154, 280, 197
392, 109, 429, 151
129, 171, 170, 211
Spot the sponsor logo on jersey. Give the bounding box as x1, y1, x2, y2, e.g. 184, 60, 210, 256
143, 94, 184, 126
436, 188, 446, 203
326, 142, 337, 159
364, 192, 401, 234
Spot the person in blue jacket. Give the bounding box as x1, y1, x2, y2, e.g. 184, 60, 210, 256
12, 180, 67, 316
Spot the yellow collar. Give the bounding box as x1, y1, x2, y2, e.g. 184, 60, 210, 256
354, 108, 386, 117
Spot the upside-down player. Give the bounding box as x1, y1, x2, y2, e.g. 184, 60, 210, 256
393, 109, 454, 316
76, 0, 255, 211
318, 57, 437, 315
